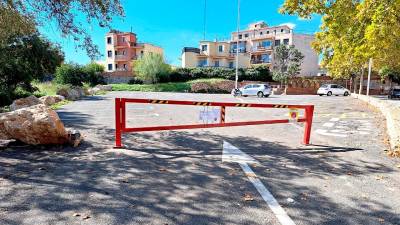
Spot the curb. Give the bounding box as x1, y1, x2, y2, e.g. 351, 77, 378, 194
351, 94, 400, 150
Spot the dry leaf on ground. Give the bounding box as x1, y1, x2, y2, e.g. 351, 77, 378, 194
243, 193, 254, 201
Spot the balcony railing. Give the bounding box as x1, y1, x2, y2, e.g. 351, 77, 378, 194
115, 68, 128, 71
251, 60, 271, 64
253, 46, 272, 51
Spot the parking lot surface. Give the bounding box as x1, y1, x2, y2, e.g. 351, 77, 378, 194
1, 92, 400, 225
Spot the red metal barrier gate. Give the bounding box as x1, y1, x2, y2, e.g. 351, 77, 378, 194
114, 98, 314, 148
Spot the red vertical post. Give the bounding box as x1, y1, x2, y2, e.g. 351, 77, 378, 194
303, 105, 314, 145
220, 106, 225, 123
114, 98, 123, 148
121, 98, 126, 130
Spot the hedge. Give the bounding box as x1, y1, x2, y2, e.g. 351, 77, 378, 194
167, 65, 272, 83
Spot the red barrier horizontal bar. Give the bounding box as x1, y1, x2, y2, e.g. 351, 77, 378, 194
122, 118, 307, 133
121, 98, 311, 109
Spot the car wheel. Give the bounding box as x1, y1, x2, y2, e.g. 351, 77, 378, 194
243, 95, 248, 97
327, 91, 332, 96
344, 92, 349, 96
257, 92, 264, 98
264, 94, 270, 98
319, 94, 323, 96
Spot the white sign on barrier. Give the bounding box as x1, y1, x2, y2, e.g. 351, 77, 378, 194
199, 108, 220, 123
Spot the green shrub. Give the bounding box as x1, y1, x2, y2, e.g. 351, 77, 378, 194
55, 63, 86, 86
168, 66, 272, 83
134, 54, 171, 84
83, 62, 106, 87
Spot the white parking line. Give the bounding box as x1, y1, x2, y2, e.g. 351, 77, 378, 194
240, 163, 296, 225
330, 118, 340, 122
323, 122, 335, 128
223, 141, 296, 225
316, 129, 347, 137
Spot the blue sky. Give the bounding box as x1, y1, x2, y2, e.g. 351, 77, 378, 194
40, 0, 322, 66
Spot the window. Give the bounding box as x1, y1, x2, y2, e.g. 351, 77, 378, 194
229, 62, 234, 68
260, 32, 263, 35
218, 45, 224, 52
253, 85, 261, 88
267, 31, 270, 34
238, 34, 242, 39
244, 33, 249, 38
122, 37, 126, 42
281, 29, 284, 32
199, 59, 207, 67
283, 39, 290, 45
123, 64, 127, 69
108, 64, 112, 71
201, 45, 208, 51
275, 40, 281, 46
107, 51, 112, 57
115, 64, 118, 69
262, 41, 271, 48
261, 54, 271, 63
214, 61, 219, 67
331, 85, 338, 88
107, 37, 112, 44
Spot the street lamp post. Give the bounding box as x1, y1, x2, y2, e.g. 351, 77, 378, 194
235, 0, 240, 89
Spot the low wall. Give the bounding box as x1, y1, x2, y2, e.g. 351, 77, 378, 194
352, 94, 400, 151
102, 72, 132, 84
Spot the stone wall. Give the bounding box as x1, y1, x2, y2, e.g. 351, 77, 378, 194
352, 94, 400, 151
102, 71, 132, 84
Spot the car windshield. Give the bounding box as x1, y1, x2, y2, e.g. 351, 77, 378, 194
320, 85, 328, 88
393, 89, 400, 93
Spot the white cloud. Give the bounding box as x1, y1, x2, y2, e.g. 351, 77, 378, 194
279, 23, 296, 29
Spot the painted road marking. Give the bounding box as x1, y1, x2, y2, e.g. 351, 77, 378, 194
323, 122, 335, 128
316, 129, 347, 137
223, 141, 296, 225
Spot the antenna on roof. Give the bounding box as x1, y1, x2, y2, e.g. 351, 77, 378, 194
203, 0, 207, 40
130, 26, 133, 33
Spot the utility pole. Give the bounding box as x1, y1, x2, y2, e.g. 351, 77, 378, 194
235, 0, 240, 89
203, 0, 207, 40
359, 67, 364, 95
367, 58, 373, 96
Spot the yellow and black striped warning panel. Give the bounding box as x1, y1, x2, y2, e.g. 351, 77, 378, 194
235, 103, 252, 107
273, 105, 289, 108
149, 100, 169, 104
193, 102, 212, 106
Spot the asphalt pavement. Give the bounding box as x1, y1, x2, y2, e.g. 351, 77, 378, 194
1, 92, 400, 225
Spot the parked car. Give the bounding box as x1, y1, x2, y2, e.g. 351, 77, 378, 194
232, 84, 271, 98
388, 88, 400, 99
317, 84, 350, 96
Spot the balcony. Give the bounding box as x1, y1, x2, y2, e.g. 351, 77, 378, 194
251, 59, 271, 64
115, 55, 129, 61
115, 68, 128, 72
252, 46, 272, 52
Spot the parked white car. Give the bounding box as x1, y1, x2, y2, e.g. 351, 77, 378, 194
317, 84, 350, 96
232, 84, 272, 98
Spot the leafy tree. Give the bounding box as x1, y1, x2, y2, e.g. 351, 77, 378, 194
83, 62, 106, 86
271, 45, 304, 83
280, 0, 400, 79
1, 0, 124, 59
133, 54, 171, 84
379, 67, 400, 86
0, 34, 64, 105
55, 64, 86, 87
0, 5, 35, 43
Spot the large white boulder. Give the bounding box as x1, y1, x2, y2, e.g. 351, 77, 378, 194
39, 95, 65, 106
95, 85, 112, 91
0, 104, 69, 145
9, 96, 41, 111
56, 87, 85, 100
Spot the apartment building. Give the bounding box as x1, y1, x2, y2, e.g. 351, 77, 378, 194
105, 30, 163, 74
182, 21, 319, 76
